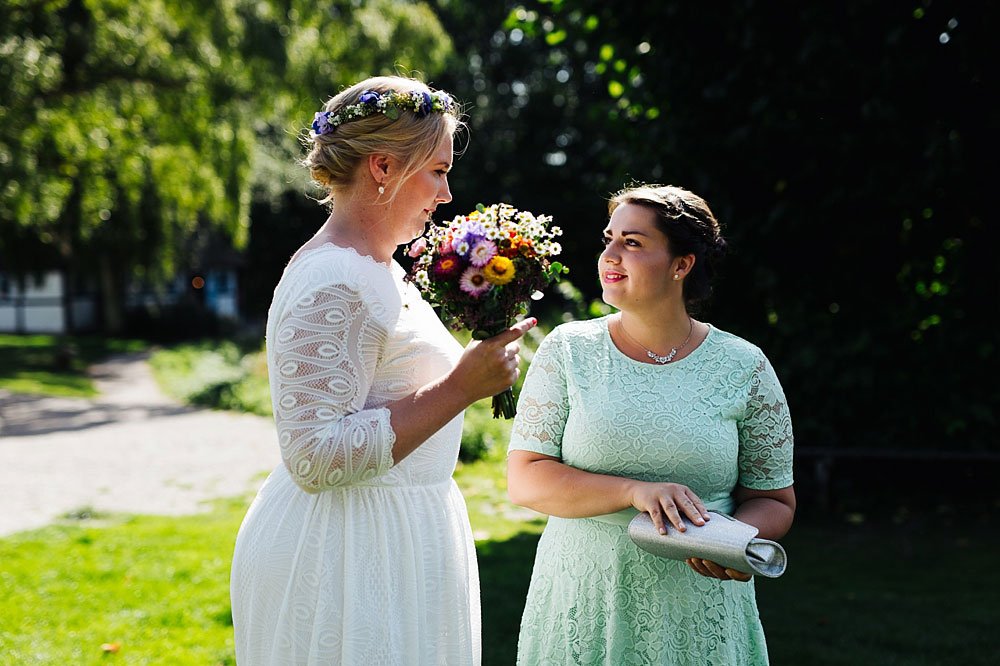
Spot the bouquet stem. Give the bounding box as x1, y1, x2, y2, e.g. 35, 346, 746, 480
492, 387, 517, 419
474, 322, 519, 420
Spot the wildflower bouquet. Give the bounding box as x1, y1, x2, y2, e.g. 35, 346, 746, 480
406, 203, 568, 418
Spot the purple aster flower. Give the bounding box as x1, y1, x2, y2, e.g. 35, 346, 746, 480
417, 91, 432, 116
312, 111, 333, 135
455, 220, 486, 246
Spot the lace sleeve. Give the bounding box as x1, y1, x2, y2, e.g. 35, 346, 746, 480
737, 353, 794, 490
508, 330, 569, 458
270, 282, 396, 492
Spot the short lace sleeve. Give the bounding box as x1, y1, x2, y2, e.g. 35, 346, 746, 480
269, 277, 397, 493
737, 352, 794, 490
508, 329, 569, 458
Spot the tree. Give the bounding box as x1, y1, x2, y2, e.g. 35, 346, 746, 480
430, 0, 998, 452
0, 0, 451, 330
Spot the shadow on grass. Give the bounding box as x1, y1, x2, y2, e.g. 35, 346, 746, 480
758, 508, 1000, 666
477, 509, 1000, 666
0, 334, 147, 398
477, 532, 540, 665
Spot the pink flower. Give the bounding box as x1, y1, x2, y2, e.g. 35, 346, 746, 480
433, 255, 463, 278
458, 266, 493, 297
439, 235, 454, 254
468, 239, 498, 267
407, 237, 428, 258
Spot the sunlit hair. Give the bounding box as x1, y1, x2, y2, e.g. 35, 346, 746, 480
302, 75, 463, 205
608, 184, 728, 306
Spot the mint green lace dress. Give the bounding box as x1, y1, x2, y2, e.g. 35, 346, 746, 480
507, 316, 794, 666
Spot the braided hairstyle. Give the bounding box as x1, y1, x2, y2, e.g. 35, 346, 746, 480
608, 184, 728, 307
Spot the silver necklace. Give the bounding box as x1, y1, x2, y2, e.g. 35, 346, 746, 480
618, 316, 694, 364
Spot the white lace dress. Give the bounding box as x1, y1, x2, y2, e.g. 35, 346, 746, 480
231, 244, 480, 666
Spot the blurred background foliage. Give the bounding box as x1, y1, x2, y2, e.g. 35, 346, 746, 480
1, 0, 997, 459
429, 0, 998, 458
0, 0, 450, 329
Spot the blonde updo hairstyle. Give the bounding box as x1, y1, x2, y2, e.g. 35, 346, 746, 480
609, 184, 728, 306
303, 75, 462, 205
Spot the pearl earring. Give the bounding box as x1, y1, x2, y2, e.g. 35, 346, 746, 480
378, 184, 385, 195
673, 273, 680, 280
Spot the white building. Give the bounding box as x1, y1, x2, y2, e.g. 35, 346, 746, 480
0, 266, 239, 335
0, 271, 97, 334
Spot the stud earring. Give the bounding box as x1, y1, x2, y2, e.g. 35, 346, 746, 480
378, 184, 385, 195
673, 273, 680, 280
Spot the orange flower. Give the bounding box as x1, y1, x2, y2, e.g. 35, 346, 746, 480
518, 238, 536, 258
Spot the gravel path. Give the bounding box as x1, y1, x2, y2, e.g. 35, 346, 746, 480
0, 352, 280, 536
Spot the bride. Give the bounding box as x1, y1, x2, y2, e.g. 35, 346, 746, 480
230, 75, 534, 665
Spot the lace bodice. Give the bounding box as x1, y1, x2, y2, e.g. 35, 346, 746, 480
265, 244, 464, 492
511, 316, 793, 504
507, 317, 793, 665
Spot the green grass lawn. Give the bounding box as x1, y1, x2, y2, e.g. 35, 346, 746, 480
756, 509, 1000, 666
4, 336, 997, 664
0, 334, 147, 397
0, 501, 243, 665
3, 470, 998, 665
148, 340, 272, 416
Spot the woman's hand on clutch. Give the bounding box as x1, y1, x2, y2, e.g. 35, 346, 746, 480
627, 481, 710, 536
685, 558, 753, 582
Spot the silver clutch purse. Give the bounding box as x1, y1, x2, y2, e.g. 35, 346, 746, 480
627, 511, 787, 578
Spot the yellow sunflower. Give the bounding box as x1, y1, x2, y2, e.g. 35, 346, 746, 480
483, 256, 516, 285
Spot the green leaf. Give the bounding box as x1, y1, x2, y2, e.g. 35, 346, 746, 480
476, 203, 486, 213
385, 104, 400, 120
502, 8, 522, 30
545, 30, 567, 45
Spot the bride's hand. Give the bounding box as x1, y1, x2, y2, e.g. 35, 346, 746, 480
448, 318, 536, 402
685, 558, 753, 582
626, 480, 710, 535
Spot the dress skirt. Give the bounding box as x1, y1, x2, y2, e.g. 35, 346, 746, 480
231, 465, 480, 665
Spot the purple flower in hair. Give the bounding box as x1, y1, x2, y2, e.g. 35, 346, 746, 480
417, 91, 433, 116
312, 111, 334, 135
358, 90, 380, 105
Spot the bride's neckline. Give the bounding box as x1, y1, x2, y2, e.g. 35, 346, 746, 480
288, 241, 398, 274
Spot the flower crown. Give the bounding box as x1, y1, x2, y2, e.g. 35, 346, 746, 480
312, 89, 455, 136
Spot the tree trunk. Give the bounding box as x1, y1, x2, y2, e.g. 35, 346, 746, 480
99, 253, 123, 334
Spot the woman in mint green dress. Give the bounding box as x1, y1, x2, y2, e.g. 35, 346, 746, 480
507, 184, 796, 665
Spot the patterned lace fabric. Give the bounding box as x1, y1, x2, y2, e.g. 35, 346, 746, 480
232, 244, 480, 665
508, 316, 793, 665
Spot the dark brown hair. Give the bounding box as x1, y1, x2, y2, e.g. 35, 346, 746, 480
608, 184, 728, 306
